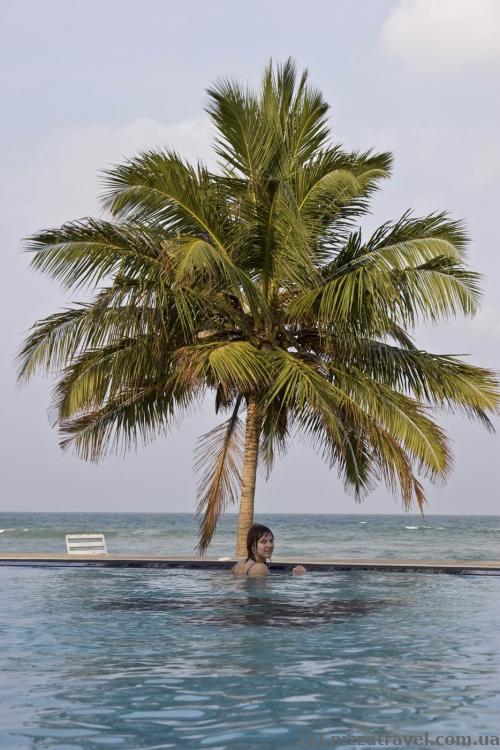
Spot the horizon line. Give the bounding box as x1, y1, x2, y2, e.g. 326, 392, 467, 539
1, 510, 499, 517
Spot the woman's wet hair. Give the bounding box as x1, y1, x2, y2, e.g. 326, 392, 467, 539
246, 523, 274, 561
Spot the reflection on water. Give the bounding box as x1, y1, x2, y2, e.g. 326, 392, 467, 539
95, 595, 395, 627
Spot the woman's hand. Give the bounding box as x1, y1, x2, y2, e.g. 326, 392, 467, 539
292, 565, 307, 575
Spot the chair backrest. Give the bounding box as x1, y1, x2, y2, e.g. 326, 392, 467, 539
65, 533, 107, 555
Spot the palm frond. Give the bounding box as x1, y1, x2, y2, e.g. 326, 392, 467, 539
195, 397, 244, 553
206, 79, 272, 180
258, 397, 289, 478
173, 341, 270, 394
59, 380, 200, 462
167, 234, 264, 317
18, 306, 93, 383
266, 58, 330, 170
264, 350, 451, 484
288, 212, 479, 332
53, 334, 172, 420
294, 147, 393, 259
343, 340, 499, 428
26, 220, 164, 291
102, 150, 226, 236
16, 277, 232, 384
263, 182, 319, 293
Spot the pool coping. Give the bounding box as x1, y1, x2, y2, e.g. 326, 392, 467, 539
0, 554, 499, 575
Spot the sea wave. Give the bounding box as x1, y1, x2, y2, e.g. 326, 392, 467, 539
404, 525, 447, 530
405, 525, 426, 530
0, 527, 110, 539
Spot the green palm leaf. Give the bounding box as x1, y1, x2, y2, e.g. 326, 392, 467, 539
194, 397, 244, 552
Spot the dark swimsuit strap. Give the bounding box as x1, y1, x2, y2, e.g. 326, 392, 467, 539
245, 559, 257, 575
245, 558, 270, 575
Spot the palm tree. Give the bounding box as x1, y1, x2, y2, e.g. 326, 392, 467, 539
19, 60, 499, 557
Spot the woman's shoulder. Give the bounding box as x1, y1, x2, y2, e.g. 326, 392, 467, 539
247, 562, 269, 577
232, 559, 247, 576
231, 559, 269, 577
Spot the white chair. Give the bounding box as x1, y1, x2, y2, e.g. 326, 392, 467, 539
65, 533, 108, 555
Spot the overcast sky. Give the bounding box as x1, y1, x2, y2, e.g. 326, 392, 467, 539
2, 0, 499, 515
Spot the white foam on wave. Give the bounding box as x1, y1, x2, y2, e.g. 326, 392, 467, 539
421, 525, 445, 530
405, 525, 447, 530
358, 521, 367, 524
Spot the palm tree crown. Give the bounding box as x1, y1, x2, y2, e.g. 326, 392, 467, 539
19, 60, 499, 556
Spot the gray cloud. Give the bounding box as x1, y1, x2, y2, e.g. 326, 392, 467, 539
381, 0, 500, 73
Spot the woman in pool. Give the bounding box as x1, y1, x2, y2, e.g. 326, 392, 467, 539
232, 523, 307, 577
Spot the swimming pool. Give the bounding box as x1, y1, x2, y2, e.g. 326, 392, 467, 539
1, 566, 499, 749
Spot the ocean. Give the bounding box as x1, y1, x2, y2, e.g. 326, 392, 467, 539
1, 512, 499, 560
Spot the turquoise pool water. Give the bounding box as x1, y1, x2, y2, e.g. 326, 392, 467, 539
0, 566, 499, 749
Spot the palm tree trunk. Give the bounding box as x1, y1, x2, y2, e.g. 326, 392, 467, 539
235, 397, 262, 558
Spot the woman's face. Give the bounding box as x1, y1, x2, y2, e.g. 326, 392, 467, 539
254, 532, 274, 560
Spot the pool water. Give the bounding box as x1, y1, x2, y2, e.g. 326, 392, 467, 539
0, 566, 499, 749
